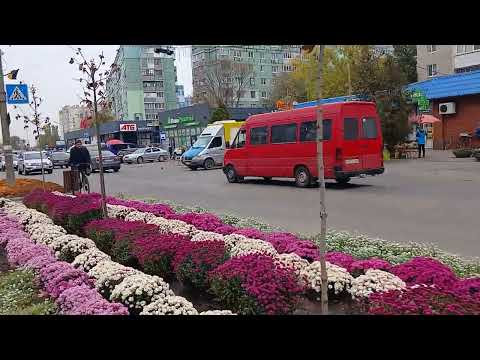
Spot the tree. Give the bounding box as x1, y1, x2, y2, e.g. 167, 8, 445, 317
209, 105, 230, 124
196, 59, 253, 108
268, 72, 307, 107
393, 45, 418, 83
38, 124, 60, 148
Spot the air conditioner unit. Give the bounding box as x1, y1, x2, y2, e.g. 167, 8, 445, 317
439, 102, 456, 115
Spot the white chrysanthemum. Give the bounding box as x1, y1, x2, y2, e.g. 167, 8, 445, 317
110, 274, 174, 311
223, 234, 248, 251
140, 296, 198, 315
274, 253, 310, 276
145, 217, 196, 237
107, 204, 134, 219
89, 260, 140, 297
57, 237, 96, 261
125, 210, 156, 223
230, 238, 277, 257
348, 269, 406, 299
30, 228, 67, 246
299, 261, 353, 294
199, 310, 236, 315
191, 231, 225, 242
72, 248, 111, 272
52, 191, 75, 197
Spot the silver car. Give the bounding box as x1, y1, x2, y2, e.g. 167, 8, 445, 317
89, 149, 121, 172
17, 152, 53, 175
123, 147, 168, 164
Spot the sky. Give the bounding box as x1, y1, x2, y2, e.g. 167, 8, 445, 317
0, 45, 192, 144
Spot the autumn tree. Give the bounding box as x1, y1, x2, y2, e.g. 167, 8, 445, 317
38, 124, 60, 148
209, 105, 230, 124
393, 45, 418, 83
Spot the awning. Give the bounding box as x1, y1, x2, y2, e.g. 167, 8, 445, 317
106, 139, 125, 145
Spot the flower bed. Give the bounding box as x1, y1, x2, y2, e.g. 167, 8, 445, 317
14, 191, 480, 315
0, 208, 128, 315
0, 179, 63, 198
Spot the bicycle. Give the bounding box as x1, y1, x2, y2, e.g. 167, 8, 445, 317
71, 163, 91, 194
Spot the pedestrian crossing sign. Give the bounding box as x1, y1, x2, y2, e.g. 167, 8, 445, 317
6, 84, 29, 104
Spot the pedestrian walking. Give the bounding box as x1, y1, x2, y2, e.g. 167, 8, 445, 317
416, 127, 426, 158
168, 144, 173, 159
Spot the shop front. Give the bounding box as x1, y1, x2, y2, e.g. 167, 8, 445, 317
163, 115, 204, 149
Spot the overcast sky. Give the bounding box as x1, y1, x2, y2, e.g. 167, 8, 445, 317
0, 45, 192, 143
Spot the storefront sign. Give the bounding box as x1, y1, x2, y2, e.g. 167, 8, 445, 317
411, 90, 430, 113
120, 124, 137, 132
167, 115, 195, 125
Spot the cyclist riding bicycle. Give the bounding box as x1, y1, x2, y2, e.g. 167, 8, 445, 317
69, 140, 91, 192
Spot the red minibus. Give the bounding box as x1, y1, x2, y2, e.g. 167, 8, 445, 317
223, 101, 384, 187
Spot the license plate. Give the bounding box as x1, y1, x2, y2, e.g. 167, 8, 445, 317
345, 159, 360, 165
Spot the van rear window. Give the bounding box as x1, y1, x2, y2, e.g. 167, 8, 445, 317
344, 118, 358, 140
300, 120, 332, 141
250, 126, 268, 145
362, 117, 378, 139
271, 124, 297, 143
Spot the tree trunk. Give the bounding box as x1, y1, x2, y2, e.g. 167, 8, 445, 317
315, 45, 329, 315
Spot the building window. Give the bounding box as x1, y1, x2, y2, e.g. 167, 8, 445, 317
283, 65, 292, 72
249, 78, 255, 86
271, 124, 297, 143
427, 64, 437, 77
426, 45, 437, 53
142, 69, 154, 76
283, 52, 292, 59
457, 45, 466, 54
272, 53, 279, 60
465, 45, 473, 52
260, 65, 264, 72
154, 59, 161, 66
250, 91, 256, 99
234, 50, 241, 57
154, 70, 163, 77
259, 52, 264, 59
261, 91, 267, 98
261, 78, 266, 85
158, 81, 164, 88
248, 51, 254, 58
474, 45, 480, 51
272, 65, 279, 73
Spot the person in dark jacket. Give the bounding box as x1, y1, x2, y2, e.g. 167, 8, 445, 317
168, 144, 173, 159
69, 140, 91, 170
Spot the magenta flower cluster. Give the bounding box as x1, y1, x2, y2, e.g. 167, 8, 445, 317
453, 278, 480, 299
170, 212, 237, 235
208, 254, 304, 315
0, 210, 128, 315
325, 251, 356, 270
391, 257, 458, 289
367, 285, 480, 315
349, 258, 392, 275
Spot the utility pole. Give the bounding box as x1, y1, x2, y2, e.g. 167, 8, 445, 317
0, 49, 15, 186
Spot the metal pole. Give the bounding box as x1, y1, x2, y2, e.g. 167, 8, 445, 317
92, 69, 108, 218
315, 45, 329, 315
0, 49, 15, 186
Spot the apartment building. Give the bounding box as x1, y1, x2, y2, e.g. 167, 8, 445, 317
416, 45, 480, 81
191, 45, 302, 108
58, 105, 89, 138
106, 46, 178, 122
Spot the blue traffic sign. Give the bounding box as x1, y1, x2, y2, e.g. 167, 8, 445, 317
6, 84, 29, 104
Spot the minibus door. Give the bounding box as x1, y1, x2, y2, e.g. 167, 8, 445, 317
342, 117, 363, 172
360, 116, 382, 169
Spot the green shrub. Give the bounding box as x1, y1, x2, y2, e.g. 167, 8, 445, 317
452, 148, 473, 158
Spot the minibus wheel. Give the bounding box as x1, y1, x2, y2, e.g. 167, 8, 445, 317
335, 177, 351, 184
295, 166, 312, 188
225, 165, 239, 183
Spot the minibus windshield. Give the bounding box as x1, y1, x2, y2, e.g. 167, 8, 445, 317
192, 136, 212, 149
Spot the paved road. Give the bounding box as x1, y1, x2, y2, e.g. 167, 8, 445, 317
6, 151, 480, 257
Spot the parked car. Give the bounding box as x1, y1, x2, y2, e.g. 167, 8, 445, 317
0, 154, 19, 171
17, 152, 53, 175
49, 151, 70, 168
117, 145, 146, 163
223, 101, 385, 187
107, 142, 137, 155
123, 147, 168, 164
89, 149, 121, 172
12, 154, 18, 170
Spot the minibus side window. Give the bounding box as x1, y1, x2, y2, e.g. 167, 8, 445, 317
300, 120, 332, 141
250, 126, 268, 145
362, 117, 378, 139
234, 129, 246, 148
344, 118, 358, 140
271, 123, 297, 143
